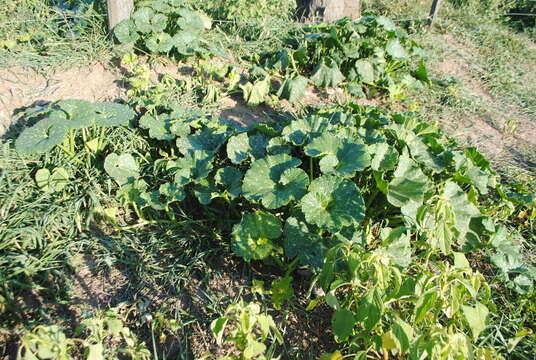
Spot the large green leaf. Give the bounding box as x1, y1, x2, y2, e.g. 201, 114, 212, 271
142, 182, 185, 210
114, 19, 139, 43
215, 167, 242, 198
146, 32, 174, 53
376, 16, 397, 31
104, 153, 140, 185
277, 75, 307, 102
232, 211, 282, 261
176, 128, 227, 155
15, 114, 68, 154
370, 142, 399, 171
284, 215, 326, 269
301, 175, 366, 231
117, 180, 148, 207
169, 150, 213, 185
242, 154, 308, 209
387, 151, 431, 209
139, 113, 175, 141
406, 134, 445, 173
93, 102, 136, 127
331, 309, 355, 342
132, 7, 167, 34
54, 99, 96, 129
226, 132, 267, 164
176, 9, 209, 33
193, 177, 218, 205
281, 115, 333, 146
310, 61, 345, 88
173, 31, 200, 55
354, 59, 374, 83
304, 133, 370, 177
266, 137, 292, 155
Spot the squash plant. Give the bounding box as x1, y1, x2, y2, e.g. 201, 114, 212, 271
14, 100, 535, 358
247, 16, 429, 102
114, 0, 220, 58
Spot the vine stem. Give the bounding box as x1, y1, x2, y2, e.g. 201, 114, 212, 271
309, 157, 314, 181
115, 219, 204, 231
289, 52, 299, 75
365, 187, 380, 209
224, 195, 241, 218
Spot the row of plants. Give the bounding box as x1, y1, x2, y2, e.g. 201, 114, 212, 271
242, 16, 429, 103
13, 92, 535, 358
114, 5, 429, 106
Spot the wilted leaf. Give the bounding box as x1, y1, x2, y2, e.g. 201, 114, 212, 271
35, 167, 69, 192
240, 77, 270, 106
386, 39, 408, 60
210, 317, 228, 345
414, 289, 437, 323
462, 302, 489, 340
87, 343, 104, 360
277, 75, 308, 102
271, 276, 294, 310
387, 150, 431, 209
311, 61, 345, 88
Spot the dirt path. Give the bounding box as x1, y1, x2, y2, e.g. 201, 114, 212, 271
430, 34, 536, 172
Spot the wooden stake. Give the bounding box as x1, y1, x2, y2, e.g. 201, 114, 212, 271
428, 0, 443, 26
106, 0, 134, 31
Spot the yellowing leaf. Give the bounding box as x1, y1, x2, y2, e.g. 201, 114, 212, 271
462, 302, 489, 340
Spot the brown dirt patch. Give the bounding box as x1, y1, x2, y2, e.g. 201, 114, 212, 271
0, 63, 124, 137
69, 255, 130, 310
219, 96, 275, 125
